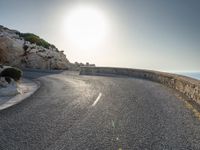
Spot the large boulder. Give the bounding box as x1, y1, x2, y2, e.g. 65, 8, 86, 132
0, 36, 24, 67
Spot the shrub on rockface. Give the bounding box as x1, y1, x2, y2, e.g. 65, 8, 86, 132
0, 67, 23, 81
18, 33, 56, 49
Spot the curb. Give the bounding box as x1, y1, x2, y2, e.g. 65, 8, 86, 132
0, 79, 40, 111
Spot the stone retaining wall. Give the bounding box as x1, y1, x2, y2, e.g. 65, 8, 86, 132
80, 67, 200, 105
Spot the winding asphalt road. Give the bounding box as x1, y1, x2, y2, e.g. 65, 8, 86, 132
0, 70, 200, 150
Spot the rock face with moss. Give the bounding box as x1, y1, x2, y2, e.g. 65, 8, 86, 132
0, 25, 70, 69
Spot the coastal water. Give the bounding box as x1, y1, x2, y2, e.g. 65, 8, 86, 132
178, 72, 200, 80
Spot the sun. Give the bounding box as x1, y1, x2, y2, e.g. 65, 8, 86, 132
64, 6, 109, 49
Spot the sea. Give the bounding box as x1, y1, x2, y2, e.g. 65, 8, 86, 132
177, 72, 200, 80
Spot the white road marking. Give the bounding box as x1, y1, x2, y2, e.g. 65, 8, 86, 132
92, 93, 102, 106
112, 120, 115, 128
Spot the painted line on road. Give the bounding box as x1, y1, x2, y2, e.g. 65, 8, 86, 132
92, 93, 102, 106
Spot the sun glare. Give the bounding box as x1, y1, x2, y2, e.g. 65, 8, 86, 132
64, 6, 109, 49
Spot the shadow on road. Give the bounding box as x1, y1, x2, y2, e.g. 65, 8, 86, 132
22, 68, 65, 79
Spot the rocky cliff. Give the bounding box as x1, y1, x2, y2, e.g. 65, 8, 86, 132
0, 25, 70, 70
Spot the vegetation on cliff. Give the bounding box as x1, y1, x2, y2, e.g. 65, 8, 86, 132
17, 33, 56, 49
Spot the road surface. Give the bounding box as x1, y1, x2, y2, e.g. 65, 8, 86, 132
0, 71, 200, 150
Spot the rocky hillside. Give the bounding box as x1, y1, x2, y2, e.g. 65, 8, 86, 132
0, 25, 70, 70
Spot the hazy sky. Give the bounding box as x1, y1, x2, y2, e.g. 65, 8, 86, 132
0, 0, 199, 71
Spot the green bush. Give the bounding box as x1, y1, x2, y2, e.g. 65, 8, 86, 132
19, 33, 57, 49
0, 67, 23, 81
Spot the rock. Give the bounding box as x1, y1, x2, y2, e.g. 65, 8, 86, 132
0, 84, 20, 96
0, 77, 20, 96
0, 25, 70, 70
0, 77, 9, 87
0, 36, 24, 67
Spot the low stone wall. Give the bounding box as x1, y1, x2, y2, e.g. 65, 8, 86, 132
80, 67, 200, 105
